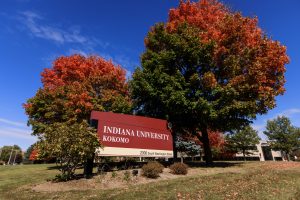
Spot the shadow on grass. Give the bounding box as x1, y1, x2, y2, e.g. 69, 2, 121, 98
47, 164, 85, 171
46, 165, 61, 170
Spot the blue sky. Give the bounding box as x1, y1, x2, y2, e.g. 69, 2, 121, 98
0, 0, 299, 151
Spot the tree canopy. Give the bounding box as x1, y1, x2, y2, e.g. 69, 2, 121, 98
226, 126, 260, 160
24, 55, 131, 135
130, 0, 289, 164
264, 116, 300, 160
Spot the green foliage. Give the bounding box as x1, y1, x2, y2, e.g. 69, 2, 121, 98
111, 171, 117, 178
130, 20, 287, 165
264, 116, 300, 160
142, 161, 164, 179
0, 145, 23, 164
291, 149, 300, 161
123, 171, 131, 182
130, 23, 218, 164
37, 120, 100, 179
53, 174, 73, 182
225, 126, 260, 160
169, 162, 188, 175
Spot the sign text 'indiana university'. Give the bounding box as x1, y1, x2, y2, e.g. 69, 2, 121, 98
91, 111, 173, 157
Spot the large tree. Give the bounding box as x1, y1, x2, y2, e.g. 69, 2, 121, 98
130, 0, 289, 165
264, 116, 300, 161
225, 126, 260, 161
24, 54, 131, 178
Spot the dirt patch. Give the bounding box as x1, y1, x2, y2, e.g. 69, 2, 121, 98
32, 167, 215, 192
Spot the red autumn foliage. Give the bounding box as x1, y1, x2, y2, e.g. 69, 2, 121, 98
180, 130, 235, 158
24, 55, 131, 122
181, 130, 225, 149
208, 131, 225, 149
41, 55, 126, 91
167, 0, 289, 101
29, 149, 38, 161
168, 0, 228, 43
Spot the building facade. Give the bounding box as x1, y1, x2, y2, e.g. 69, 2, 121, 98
235, 141, 284, 161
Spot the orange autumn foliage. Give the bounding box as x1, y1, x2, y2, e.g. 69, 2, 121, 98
167, 0, 289, 103
41, 55, 127, 92
24, 55, 131, 125
29, 149, 38, 161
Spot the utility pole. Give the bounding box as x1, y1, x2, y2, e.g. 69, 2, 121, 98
8, 147, 14, 165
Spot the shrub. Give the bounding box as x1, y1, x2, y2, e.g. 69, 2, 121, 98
142, 161, 164, 178
111, 171, 117, 178
170, 163, 188, 175
0, 161, 5, 165
123, 171, 131, 182
132, 169, 138, 176
53, 173, 74, 182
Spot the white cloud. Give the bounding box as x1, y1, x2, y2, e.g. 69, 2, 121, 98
19, 11, 88, 45
0, 117, 35, 142
0, 118, 27, 127
266, 108, 300, 126
0, 127, 35, 140
251, 123, 267, 140
14, 10, 138, 72
278, 108, 300, 117
18, 10, 111, 51
252, 108, 300, 140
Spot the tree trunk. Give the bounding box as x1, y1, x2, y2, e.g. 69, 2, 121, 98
84, 154, 95, 179
200, 151, 203, 161
287, 152, 290, 161
243, 149, 246, 161
85, 119, 98, 178
199, 127, 213, 166
172, 131, 177, 163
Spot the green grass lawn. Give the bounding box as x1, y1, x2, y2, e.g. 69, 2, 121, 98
0, 162, 299, 200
